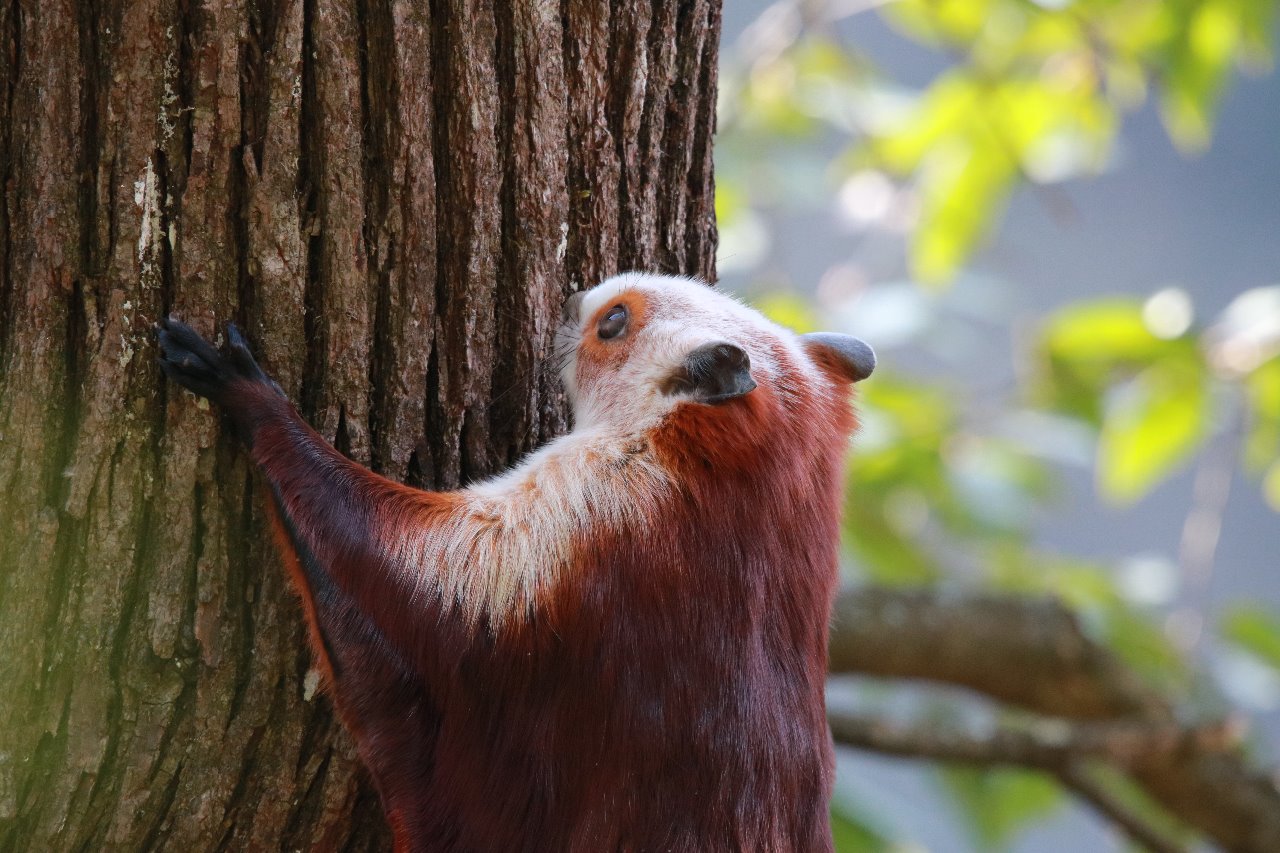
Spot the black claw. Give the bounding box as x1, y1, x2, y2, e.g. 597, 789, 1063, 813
223, 322, 264, 380
158, 316, 222, 368
156, 315, 232, 403
155, 316, 279, 410
156, 318, 281, 449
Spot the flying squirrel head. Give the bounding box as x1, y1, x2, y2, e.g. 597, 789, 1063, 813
557, 273, 875, 437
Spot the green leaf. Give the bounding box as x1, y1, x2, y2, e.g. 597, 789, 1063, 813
843, 495, 942, 585
755, 291, 818, 334
873, 74, 978, 172
1097, 360, 1208, 504
1043, 299, 1161, 366
1265, 460, 1280, 512
736, 56, 820, 138
1244, 357, 1280, 472
988, 548, 1119, 610
1222, 605, 1280, 670
1102, 607, 1186, 688
912, 141, 1016, 283
830, 803, 891, 853
714, 181, 747, 227
859, 378, 955, 437
882, 0, 1001, 48
939, 766, 1063, 850
1161, 0, 1244, 150
1238, 0, 1279, 58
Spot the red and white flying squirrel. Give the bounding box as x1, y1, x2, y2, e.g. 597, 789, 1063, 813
157, 273, 875, 852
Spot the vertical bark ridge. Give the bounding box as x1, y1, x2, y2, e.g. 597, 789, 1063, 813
247, 0, 307, 398
310, 0, 372, 463
365, 0, 437, 485
162, 4, 258, 847
493, 0, 525, 465
428, 0, 500, 488
0, 0, 15, 359
360, 0, 391, 475
0, 0, 82, 841
0, 1, 723, 846
561, 0, 620, 291
424, 1, 455, 486
74, 0, 103, 289
610, 0, 657, 272
661, 0, 717, 279
685, 0, 720, 278
491, 0, 570, 466
298, 0, 323, 423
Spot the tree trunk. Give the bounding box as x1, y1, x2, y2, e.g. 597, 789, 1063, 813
0, 0, 720, 847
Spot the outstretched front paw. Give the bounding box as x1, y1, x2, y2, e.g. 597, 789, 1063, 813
157, 317, 274, 405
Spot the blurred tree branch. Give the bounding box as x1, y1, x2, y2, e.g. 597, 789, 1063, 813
1058, 764, 1187, 853
829, 587, 1280, 852
829, 712, 1240, 772
828, 712, 1197, 853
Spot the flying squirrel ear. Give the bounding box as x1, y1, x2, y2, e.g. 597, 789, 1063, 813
801, 332, 876, 383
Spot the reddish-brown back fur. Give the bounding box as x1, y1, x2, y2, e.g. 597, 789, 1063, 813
160, 297, 860, 852
261, 357, 854, 852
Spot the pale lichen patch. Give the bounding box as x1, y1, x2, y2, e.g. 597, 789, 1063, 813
556, 222, 569, 261
159, 28, 180, 142
303, 668, 321, 701
134, 158, 162, 278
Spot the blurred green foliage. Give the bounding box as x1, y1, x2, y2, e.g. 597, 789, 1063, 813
829, 804, 894, 853
1078, 764, 1198, 846
878, 0, 1274, 279
1040, 297, 1210, 502
718, 1, 1280, 849
721, 0, 1276, 281
939, 766, 1063, 849
1223, 605, 1280, 671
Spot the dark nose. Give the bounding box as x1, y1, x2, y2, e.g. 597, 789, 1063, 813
562, 291, 585, 324
680, 342, 757, 404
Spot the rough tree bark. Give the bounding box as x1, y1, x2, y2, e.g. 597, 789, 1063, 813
0, 0, 720, 848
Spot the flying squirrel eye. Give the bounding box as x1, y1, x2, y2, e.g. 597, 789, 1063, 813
597, 304, 628, 340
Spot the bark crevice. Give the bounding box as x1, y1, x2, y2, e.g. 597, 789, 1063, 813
492, 0, 523, 466
298, 0, 324, 425
0, 0, 12, 363
358, 0, 397, 475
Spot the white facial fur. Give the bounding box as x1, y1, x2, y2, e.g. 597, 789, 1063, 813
412, 273, 822, 630
560, 272, 813, 434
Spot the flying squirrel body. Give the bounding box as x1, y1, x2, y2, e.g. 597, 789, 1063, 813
158, 272, 875, 853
